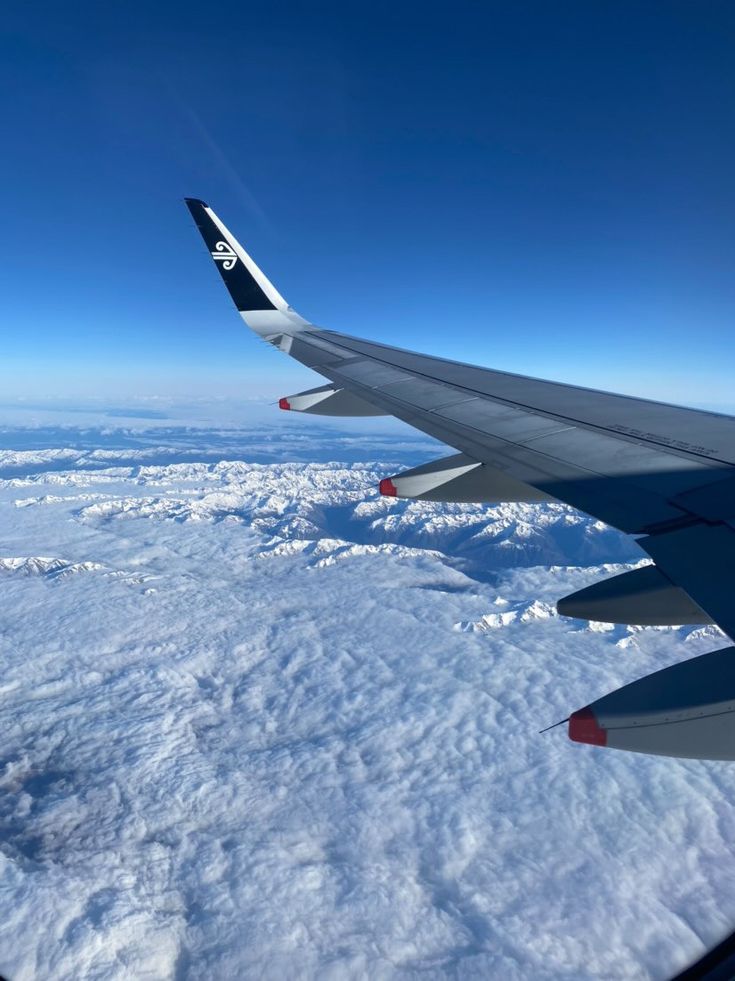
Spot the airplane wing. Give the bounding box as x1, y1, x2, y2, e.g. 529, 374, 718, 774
185, 197, 735, 761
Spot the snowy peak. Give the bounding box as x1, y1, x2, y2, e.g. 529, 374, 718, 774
0, 556, 106, 579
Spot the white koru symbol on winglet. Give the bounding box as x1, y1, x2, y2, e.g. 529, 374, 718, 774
211, 241, 238, 270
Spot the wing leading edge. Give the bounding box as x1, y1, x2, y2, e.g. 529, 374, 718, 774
186, 198, 735, 761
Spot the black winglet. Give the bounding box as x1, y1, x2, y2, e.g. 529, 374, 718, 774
185, 198, 277, 312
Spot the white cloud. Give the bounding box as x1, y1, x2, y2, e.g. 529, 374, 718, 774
0, 436, 729, 979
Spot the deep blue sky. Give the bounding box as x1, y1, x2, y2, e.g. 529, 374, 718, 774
2, 1, 734, 406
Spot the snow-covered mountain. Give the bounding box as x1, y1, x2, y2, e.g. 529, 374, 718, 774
0, 429, 731, 980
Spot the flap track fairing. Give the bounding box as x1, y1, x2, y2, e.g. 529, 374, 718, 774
379, 453, 554, 503
569, 646, 735, 759
557, 564, 712, 626
279, 384, 386, 416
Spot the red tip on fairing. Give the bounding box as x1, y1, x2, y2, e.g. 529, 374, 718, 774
568, 707, 607, 746
379, 478, 397, 497
278, 397, 291, 410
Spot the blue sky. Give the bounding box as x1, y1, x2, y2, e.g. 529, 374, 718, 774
2, 1, 734, 406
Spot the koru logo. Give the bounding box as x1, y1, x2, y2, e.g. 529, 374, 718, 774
211, 241, 238, 271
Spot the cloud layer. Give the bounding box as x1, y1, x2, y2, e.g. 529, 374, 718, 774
0, 435, 731, 979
